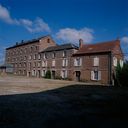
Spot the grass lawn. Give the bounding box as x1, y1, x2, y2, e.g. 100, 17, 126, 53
0, 84, 128, 128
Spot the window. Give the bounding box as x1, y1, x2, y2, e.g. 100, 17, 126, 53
33, 62, 36, 67
41, 70, 46, 77
33, 54, 36, 60
62, 59, 68, 67
38, 62, 41, 67
52, 52, 55, 59
91, 70, 101, 80
42, 61, 45, 67
63, 51, 66, 57
47, 38, 50, 43
42, 61, 47, 67
61, 70, 67, 78
94, 57, 99, 66
52, 60, 55, 67
120, 59, 123, 68
74, 58, 82, 66
32, 70, 36, 76
113, 57, 117, 66
38, 54, 41, 60
44, 53, 47, 59
29, 55, 32, 60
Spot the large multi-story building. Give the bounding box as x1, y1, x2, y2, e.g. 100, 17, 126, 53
5, 35, 123, 85
5, 35, 56, 77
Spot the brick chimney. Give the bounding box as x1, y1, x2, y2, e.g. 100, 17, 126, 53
79, 39, 84, 49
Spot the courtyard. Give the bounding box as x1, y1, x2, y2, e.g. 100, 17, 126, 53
0, 75, 128, 128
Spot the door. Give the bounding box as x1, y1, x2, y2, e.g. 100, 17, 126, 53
52, 71, 55, 79
76, 71, 81, 81
38, 70, 41, 78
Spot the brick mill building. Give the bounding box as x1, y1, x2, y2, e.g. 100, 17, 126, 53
5, 35, 123, 85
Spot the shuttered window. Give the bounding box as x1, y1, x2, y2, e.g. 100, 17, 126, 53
61, 70, 68, 78
91, 71, 101, 80
74, 58, 82, 66
62, 59, 68, 67
113, 57, 117, 66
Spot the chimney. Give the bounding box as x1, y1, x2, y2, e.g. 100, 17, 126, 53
16, 42, 18, 45
79, 39, 84, 49
21, 40, 24, 43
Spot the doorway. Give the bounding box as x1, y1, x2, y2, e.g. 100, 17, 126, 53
52, 71, 55, 79
76, 71, 81, 81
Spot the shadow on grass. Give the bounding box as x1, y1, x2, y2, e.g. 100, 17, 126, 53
0, 85, 128, 128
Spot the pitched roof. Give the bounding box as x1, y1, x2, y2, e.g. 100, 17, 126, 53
6, 35, 50, 50
73, 39, 120, 56
41, 43, 78, 52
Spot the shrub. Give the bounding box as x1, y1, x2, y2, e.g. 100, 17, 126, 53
44, 70, 51, 79
116, 61, 128, 86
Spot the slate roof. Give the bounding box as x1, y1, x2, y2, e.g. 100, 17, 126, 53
41, 43, 78, 52
73, 39, 121, 56
6, 35, 50, 50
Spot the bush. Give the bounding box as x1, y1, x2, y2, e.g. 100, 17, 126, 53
44, 70, 51, 79
116, 61, 128, 86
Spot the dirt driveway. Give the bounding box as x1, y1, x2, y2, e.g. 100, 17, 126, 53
0, 75, 82, 95
0, 75, 128, 128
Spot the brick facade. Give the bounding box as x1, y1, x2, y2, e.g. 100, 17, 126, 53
5, 36, 123, 85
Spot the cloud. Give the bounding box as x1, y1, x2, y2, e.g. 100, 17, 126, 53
121, 36, 128, 60
0, 4, 50, 33
0, 47, 6, 65
20, 17, 51, 33
121, 36, 128, 44
56, 27, 94, 43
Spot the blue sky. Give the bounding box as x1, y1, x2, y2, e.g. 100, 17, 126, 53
0, 0, 128, 64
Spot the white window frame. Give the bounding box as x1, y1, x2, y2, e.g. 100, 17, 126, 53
113, 57, 117, 67
74, 58, 82, 66
61, 70, 67, 79
91, 70, 101, 81
41, 70, 46, 77
120, 59, 123, 68
52, 60, 55, 67
93, 56, 99, 66
62, 59, 68, 67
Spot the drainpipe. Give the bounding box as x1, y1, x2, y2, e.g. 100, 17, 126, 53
108, 52, 112, 85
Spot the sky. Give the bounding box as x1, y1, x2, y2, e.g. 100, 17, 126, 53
0, 0, 128, 64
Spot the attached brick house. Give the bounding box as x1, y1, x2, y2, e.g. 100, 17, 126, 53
40, 44, 78, 79
5, 35, 123, 85
72, 39, 123, 84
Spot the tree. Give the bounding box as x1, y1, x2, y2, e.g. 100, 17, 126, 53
116, 61, 128, 86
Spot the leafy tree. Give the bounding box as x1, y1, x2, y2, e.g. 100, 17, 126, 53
45, 70, 51, 79
116, 61, 128, 86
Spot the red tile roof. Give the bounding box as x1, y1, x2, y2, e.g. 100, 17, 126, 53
73, 39, 120, 56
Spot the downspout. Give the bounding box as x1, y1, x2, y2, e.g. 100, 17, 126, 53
108, 52, 112, 85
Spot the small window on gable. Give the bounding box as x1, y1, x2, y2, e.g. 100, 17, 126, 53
47, 38, 50, 43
